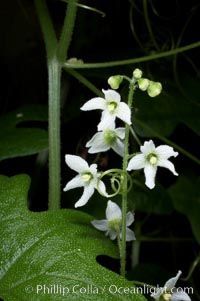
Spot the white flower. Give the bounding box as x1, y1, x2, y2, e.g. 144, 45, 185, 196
91, 200, 135, 241
86, 125, 125, 157
127, 140, 178, 189
80, 89, 131, 131
151, 270, 191, 301
63, 155, 107, 208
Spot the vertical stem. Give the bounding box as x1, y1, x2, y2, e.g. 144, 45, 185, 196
57, 0, 79, 63
35, 0, 79, 210
48, 59, 62, 210
120, 80, 135, 276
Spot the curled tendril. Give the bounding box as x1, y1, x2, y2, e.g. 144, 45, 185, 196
97, 169, 133, 198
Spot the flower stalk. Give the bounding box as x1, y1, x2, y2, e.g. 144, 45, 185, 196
120, 79, 135, 276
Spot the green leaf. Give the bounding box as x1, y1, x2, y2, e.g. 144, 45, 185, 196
0, 105, 48, 161
168, 176, 200, 243
0, 175, 146, 301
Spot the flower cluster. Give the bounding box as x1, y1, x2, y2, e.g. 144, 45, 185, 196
63, 69, 179, 242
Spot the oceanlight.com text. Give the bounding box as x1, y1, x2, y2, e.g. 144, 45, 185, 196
24, 284, 194, 296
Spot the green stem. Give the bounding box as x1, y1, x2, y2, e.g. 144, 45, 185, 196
48, 60, 62, 210
64, 40, 200, 69
34, 0, 57, 60
64, 68, 103, 97
35, 0, 79, 210
120, 80, 135, 277
57, 0, 79, 63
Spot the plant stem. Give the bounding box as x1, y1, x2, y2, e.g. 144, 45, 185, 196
48, 59, 62, 209
34, 0, 57, 61
120, 79, 135, 277
35, 0, 79, 210
64, 68, 103, 97
57, 0, 79, 63
64, 40, 200, 69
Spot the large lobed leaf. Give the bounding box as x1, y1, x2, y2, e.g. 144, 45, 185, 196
0, 175, 146, 301
0, 105, 48, 161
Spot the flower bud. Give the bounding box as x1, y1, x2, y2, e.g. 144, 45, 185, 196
147, 81, 162, 97
138, 78, 150, 91
133, 68, 143, 79
108, 75, 123, 89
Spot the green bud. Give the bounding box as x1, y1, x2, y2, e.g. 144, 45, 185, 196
138, 78, 150, 91
108, 75, 123, 89
147, 81, 162, 97
133, 68, 143, 79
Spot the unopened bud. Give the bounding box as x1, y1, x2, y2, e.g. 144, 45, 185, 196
138, 78, 150, 91
147, 81, 162, 97
133, 68, 143, 79
108, 75, 123, 89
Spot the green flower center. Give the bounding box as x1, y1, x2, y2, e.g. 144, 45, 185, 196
107, 101, 117, 113
81, 172, 93, 183
162, 293, 172, 301
103, 130, 117, 145
147, 153, 158, 165
108, 218, 122, 232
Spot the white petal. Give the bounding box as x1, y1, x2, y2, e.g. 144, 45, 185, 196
116, 102, 132, 125
151, 288, 163, 300
63, 175, 83, 191
125, 228, 136, 241
65, 155, 88, 173
144, 164, 157, 189
86, 132, 109, 153
106, 200, 122, 220
103, 89, 121, 103
112, 139, 125, 157
107, 230, 117, 240
156, 145, 178, 159
97, 111, 116, 131
164, 270, 182, 290
74, 186, 94, 208
141, 140, 156, 155
80, 97, 106, 111
126, 212, 134, 226
171, 291, 191, 301
115, 127, 126, 139
97, 180, 108, 197
158, 159, 178, 176
91, 220, 108, 231
89, 163, 98, 175
127, 154, 145, 171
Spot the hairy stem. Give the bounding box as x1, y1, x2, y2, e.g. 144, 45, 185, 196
35, 0, 78, 210
120, 79, 135, 277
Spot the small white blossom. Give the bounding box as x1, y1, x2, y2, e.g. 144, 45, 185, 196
127, 140, 178, 189
86, 125, 125, 157
80, 89, 131, 131
91, 200, 135, 241
63, 155, 107, 208
151, 270, 191, 301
